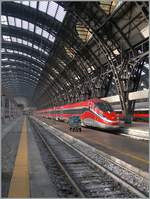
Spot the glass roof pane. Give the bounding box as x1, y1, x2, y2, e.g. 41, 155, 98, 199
3, 35, 11, 41
23, 40, 28, 45
1, 15, 8, 25
56, 6, 66, 22
11, 37, 17, 42
35, 26, 42, 35
39, 1, 48, 13
22, 1, 29, 6
29, 23, 34, 32
14, 1, 20, 3
42, 30, 49, 39
30, 1, 37, 8
15, 18, 21, 28
7, 49, 13, 53
47, 1, 58, 17
17, 38, 22, 43
49, 34, 55, 42
2, 48, 6, 52
22, 20, 28, 29
8, 16, 15, 26
28, 42, 32, 47
33, 44, 39, 50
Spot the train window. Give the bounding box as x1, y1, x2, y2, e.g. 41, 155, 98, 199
95, 102, 114, 112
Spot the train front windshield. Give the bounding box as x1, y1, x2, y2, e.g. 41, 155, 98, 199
95, 102, 114, 112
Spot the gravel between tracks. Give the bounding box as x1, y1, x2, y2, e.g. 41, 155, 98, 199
30, 118, 146, 198
33, 117, 149, 197
30, 119, 80, 198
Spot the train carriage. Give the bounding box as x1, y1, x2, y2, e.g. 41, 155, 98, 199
35, 98, 120, 130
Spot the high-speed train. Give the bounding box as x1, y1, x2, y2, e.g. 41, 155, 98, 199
35, 98, 120, 130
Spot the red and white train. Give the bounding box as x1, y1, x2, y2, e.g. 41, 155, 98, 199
35, 98, 120, 130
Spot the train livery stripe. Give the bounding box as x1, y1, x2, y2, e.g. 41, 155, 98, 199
40, 110, 119, 126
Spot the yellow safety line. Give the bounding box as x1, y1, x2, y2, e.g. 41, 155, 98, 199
8, 117, 30, 197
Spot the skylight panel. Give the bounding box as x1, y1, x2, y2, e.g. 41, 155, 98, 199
39, 1, 48, 13
42, 30, 49, 39
30, 1, 37, 8
22, 1, 29, 6
2, 58, 8, 61
140, 25, 149, 38
47, 1, 58, 17
29, 23, 34, 32
33, 44, 39, 50
2, 48, 6, 53
23, 40, 28, 45
44, 51, 49, 55
8, 16, 15, 26
17, 38, 22, 43
16, 18, 21, 28
144, 62, 149, 68
49, 34, 55, 42
11, 37, 17, 42
3, 35, 11, 41
56, 6, 66, 22
28, 42, 32, 47
22, 20, 28, 29
35, 26, 42, 35
7, 49, 13, 53
1, 15, 8, 25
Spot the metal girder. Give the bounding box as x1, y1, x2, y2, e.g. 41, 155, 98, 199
2, 2, 61, 35
2, 25, 53, 50
2, 41, 48, 61
2, 60, 42, 75
2, 53, 45, 69
2, 78, 37, 88
2, 67, 40, 82
59, 1, 149, 123
2, 72, 39, 85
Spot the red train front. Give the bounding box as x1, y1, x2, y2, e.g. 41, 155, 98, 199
80, 99, 120, 129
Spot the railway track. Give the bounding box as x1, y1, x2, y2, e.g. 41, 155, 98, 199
30, 118, 147, 198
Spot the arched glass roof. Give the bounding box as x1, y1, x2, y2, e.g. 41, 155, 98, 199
1, 1, 66, 100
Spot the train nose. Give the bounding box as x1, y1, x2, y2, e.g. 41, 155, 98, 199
104, 112, 118, 121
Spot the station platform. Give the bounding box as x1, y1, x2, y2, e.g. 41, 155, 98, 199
2, 116, 57, 197
121, 122, 149, 140
39, 117, 149, 172
2, 116, 149, 197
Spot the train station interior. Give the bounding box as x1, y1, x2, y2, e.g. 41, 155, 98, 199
1, 1, 149, 198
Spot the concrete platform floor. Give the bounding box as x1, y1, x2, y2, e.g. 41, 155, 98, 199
2, 117, 58, 197
40, 118, 149, 172
121, 122, 149, 140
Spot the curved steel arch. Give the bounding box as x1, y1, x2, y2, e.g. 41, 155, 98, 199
2, 2, 61, 35
2, 41, 48, 61
2, 53, 45, 68
2, 81, 36, 91
2, 71, 39, 84
2, 60, 42, 74
2, 66, 40, 81
2, 78, 37, 88
2, 25, 53, 50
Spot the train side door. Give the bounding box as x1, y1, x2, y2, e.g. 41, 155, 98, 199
88, 102, 95, 126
